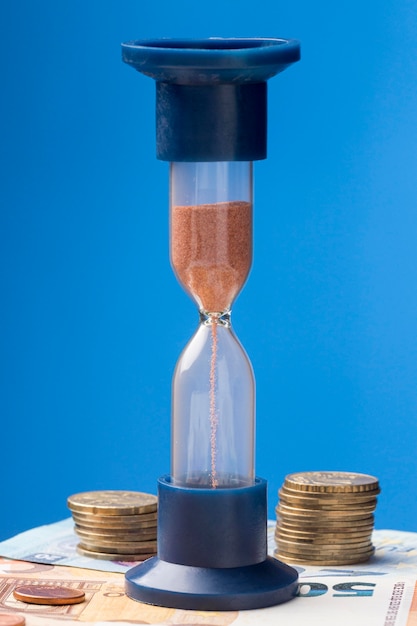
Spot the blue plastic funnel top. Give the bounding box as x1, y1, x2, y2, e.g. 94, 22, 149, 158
121, 38, 300, 162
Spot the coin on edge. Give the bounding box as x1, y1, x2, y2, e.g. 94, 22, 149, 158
278, 493, 378, 511
13, 585, 85, 605
276, 523, 375, 535
277, 503, 374, 519
274, 549, 374, 566
74, 526, 157, 540
279, 485, 380, 501
76, 545, 155, 561
71, 512, 158, 528
276, 532, 373, 545
78, 539, 157, 554
0, 614, 26, 626
276, 538, 373, 554
276, 511, 375, 526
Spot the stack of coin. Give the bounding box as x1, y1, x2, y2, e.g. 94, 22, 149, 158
67, 490, 158, 561
274, 471, 380, 565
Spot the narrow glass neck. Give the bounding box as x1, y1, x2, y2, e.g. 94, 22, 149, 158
199, 310, 231, 328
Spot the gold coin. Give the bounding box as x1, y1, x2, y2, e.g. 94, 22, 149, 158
276, 512, 374, 528
277, 501, 374, 516
278, 499, 376, 513
276, 544, 375, 557
275, 537, 373, 554
275, 529, 373, 544
274, 548, 374, 566
277, 524, 374, 536
279, 485, 380, 502
76, 545, 155, 561
277, 503, 374, 520
67, 491, 157, 515
277, 522, 375, 535
78, 540, 157, 554
275, 550, 375, 563
284, 472, 379, 494
276, 531, 373, 544
276, 519, 374, 533
278, 490, 377, 511
74, 526, 157, 541
71, 510, 157, 527
278, 491, 378, 511
276, 505, 375, 520
72, 519, 157, 532
13, 585, 85, 606
276, 544, 375, 558
73, 521, 156, 535
276, 534, 374, 549
276, 537, 373, 554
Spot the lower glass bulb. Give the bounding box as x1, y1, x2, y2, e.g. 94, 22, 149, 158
171, 313, 255, 488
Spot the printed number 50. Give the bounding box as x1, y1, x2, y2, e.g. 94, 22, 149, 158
298, 582, 376, 597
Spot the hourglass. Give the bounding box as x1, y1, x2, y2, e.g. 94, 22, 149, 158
122, 38, 300, 610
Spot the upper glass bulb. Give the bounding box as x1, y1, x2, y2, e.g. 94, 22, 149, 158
170, 162, 252, 315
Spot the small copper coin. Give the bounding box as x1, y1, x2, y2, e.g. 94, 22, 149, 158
13, 585, 85, 605
0, 614, 26, 626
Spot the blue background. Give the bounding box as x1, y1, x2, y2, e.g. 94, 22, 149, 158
1, 1, 417, 541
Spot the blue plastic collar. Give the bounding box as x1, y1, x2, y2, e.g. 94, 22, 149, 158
121, 38, 300, 161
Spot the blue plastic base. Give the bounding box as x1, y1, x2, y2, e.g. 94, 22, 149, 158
125, 554, 299, 611
124, 476, 298, 610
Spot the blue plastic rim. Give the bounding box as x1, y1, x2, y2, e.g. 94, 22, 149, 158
121, 37, 301, 84
125, 555, 299, 611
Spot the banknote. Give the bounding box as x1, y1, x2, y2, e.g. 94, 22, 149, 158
0, 518, 131, 573
2, 522, 417, 624
1, 555, 417, 625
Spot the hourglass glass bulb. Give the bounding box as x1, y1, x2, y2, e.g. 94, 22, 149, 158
172, 313, 254, 488
170, 161, 252, 314
170, 161, 254, 488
